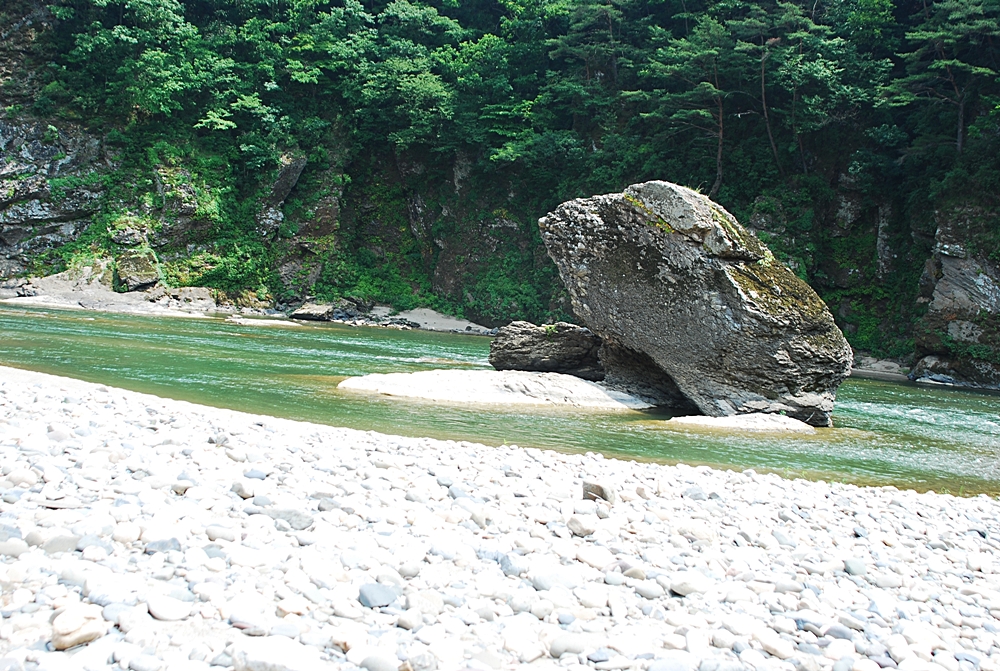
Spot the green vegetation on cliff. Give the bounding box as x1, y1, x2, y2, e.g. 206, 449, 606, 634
2, 0, 999, 344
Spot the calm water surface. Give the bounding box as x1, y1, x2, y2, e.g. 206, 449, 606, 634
1, 304, 998, 495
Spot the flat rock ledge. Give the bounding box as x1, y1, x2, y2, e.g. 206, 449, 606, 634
489, 321, 604, 381
665, 414, 816, 433
2, 366, 1000, 671
338, 369, 653, 410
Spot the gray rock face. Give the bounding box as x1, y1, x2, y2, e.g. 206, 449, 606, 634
597, 342, 699, 411
489, 321, 603, 381
256, 153, 308, 238
0, 119, 106, 278
913, 213, 1000, 389
538, 180, 853, 426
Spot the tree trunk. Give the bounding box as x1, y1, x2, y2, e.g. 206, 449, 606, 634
761, 53, 784, 176
709, 96, 724, 199
791, 86, 807, 174
792, 42, 807, 175
606, 10, 618, 86
956, 89, 965, 155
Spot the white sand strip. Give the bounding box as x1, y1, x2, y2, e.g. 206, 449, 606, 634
338, 369, 654, 410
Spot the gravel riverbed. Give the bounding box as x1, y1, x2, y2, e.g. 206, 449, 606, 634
1, 366, 999, 671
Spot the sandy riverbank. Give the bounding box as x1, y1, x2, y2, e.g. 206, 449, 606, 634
0, 269, 490, 335
368, 307, 491, 335
0, 269, 215, 320
1, 366, 999, 671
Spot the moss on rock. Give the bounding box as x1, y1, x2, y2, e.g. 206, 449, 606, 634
114, 249, 159, 292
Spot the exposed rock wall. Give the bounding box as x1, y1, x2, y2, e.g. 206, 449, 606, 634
0, 118, 107, 277
275, 166, 344, 298
256, 153, 308, 238
913, 209, 1000, 387
325, 149, 560, 326
539, 181, 854, 426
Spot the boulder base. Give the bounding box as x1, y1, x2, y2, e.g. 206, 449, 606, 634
538, 180, 853, 427
489, 321, 603, 381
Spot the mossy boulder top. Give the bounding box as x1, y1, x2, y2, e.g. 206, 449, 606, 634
538, 180, 853, 427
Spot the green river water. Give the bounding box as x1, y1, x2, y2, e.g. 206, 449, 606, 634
1, 304, 998, 495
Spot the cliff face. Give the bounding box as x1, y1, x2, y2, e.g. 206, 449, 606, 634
0, 118, 107, 277
0, 3, 110, 278
282, 148, 563, 326
911, 207, 1000, 388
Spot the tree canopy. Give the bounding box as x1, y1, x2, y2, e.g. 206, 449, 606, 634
19, 0, 1000, 352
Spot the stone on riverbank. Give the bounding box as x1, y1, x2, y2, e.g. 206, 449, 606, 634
338, 368, 652, 409
539, 180, 853, 426
114, 249, 160, 292
489, 320, 604, 380
289, 298, 369, 321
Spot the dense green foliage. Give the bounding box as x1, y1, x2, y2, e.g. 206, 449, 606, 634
15, 0, 1000, 349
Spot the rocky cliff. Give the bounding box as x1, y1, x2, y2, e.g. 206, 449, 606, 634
911, 207, 1000, 388
0, 118, 107, 278
539, 181, 854, 426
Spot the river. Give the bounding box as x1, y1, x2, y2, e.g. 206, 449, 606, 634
1, 304, 998, 495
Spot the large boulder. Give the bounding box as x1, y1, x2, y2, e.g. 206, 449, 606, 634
489, 321, 604, 381
538, 180, 853, 427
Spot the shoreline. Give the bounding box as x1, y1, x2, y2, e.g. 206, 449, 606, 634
0, 293, 489, 336
847, 369, 910, 384
0, 290, 931, 377
2, 366, 999, 671
0, 270, 492, 335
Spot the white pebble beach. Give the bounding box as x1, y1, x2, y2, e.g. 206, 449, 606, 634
1, 365, 999, 671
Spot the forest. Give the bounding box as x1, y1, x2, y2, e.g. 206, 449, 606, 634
5, 0, 1000, 356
